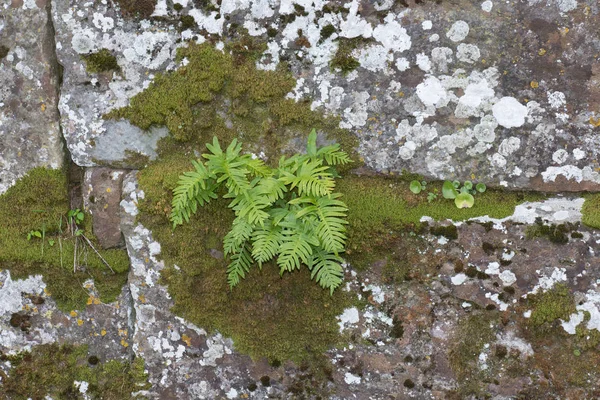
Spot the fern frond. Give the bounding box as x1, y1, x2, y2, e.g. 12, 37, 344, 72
227, 243, 253, 288
228, 190, 271, 227
255, 176, 287, 203
308, 247, 344, 295
277, 224, 319, 273
251, 220, 283, 265
170, 160, 217, 228
245, 156, 272, 177
223, 216, 253, 256
316, 144, 351, 166
279, 159, 334, 197
314, 194, 348, 254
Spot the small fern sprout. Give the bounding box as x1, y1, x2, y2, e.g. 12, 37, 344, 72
170, 129, 351, 294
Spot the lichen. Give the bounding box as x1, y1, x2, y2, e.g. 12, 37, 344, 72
0, 343, 150, 398
81, 49, 120, 74
0, 168, 129, 311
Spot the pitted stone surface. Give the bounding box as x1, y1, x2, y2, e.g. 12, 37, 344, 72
0, 0, 64, 194
49, 0, 600, 190
83, 167, 126, 249
0, 269, 131, 362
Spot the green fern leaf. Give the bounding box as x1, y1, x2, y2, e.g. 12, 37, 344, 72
279, 159, 334, 197
316, 144, 351, 166
223, 216, 253, 256
308, 247, 344, 295
227, 243, 253, 288
251, 220, 283, 265
314, 194, 348, 253
277, 221, 319, 273
245, 157, 272, 177
170, 160, 217, 228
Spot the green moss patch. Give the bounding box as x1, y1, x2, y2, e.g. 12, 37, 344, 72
137, 159, 354, 363
0, 343, 149, 399
338, 175, 543, 269
448, 311, 498, 397
582, 193, 600, 229
81, 49, 120, 74
527, 284, 576, 329
0, 168, 129, 311
105, 42, 357, 164
329, 38, 362, 75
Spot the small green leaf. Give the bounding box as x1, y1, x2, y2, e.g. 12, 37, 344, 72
421, 181, 427, 187
427, 192, 437, 203
48, 239, 55, 247
77, 212, 84, 222
442, 181, 458, 199
476, 183, 487, 193
455, 192, 475, 208
75, 229, 83, 236
409, 180, 422, 194
452, 180, 460, 189
33, 231, 42, 238
574, 349, 581, 357
463, 180, 473, 190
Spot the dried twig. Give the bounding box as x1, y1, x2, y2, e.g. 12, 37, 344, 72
80, 233, 115, 274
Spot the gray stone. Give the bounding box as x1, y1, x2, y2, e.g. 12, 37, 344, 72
0, 0, 64, 194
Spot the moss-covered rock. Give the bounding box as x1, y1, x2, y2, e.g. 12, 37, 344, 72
0, 343, 149, 399
81, 49, 120, 74
0, 168, 129, 311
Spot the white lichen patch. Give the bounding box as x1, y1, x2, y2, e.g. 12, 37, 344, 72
337, 307, 360, 332
0, 271, 45, 315
446, 20, 470, 42
561, 291, 600, 334
456, 43, 480, 64
416, 76, 447, 107
492, 97, 528, 128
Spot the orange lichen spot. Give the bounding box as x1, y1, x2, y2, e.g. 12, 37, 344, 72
40, 103, 46, 112
560, 27, 569, 36
590, 117, 600, 127
139, 294, 146, 303
77, 319, 84, 326
181, 334, 192, 346
538, 48, 547, 56
70, 310, 78, 317
121, 339, 129, 347
101, 329, 107, 336
530, 81, 539, 89
106, 188, 112, 193
471, 173, 476, 180
118, 328, 128, 336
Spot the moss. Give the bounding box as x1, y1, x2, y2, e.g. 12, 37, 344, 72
267, 27, 278, 38
429, 224, 458, 240
338, 175, 542, 270
320, 24, 336, 42
582, 193, 600, 229
527, 284, 576, 328
0, 45, 9, 60
448, 311, 498, 396
173, 2, 183, 11
0, 343, 150, 399
329, 38, 362, 75
0, 168, 129, 311
81, 49, 120, 74
525, 218, 575, 244
179, 15, 197, 31
105, 41, 358, 163
575, 311, 600, 350
137, 158, 354, 363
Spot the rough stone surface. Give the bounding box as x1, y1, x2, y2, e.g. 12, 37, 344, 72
83, 167, 126, 249
0, 0, 64, 194
49, 0, 600, 190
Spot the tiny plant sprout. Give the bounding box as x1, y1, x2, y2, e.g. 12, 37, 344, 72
452, 180, 460, 189
476, 183, 487, 193
455, 192, 475, 208
463, 181, 473, 190
410, 180, 423, 194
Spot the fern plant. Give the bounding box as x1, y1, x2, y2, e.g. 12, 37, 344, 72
171, 130, 352, 294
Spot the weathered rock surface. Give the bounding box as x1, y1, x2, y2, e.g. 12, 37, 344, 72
83, 167, 126, 249
50, 0, 600, 190
0, 0, 64, 194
